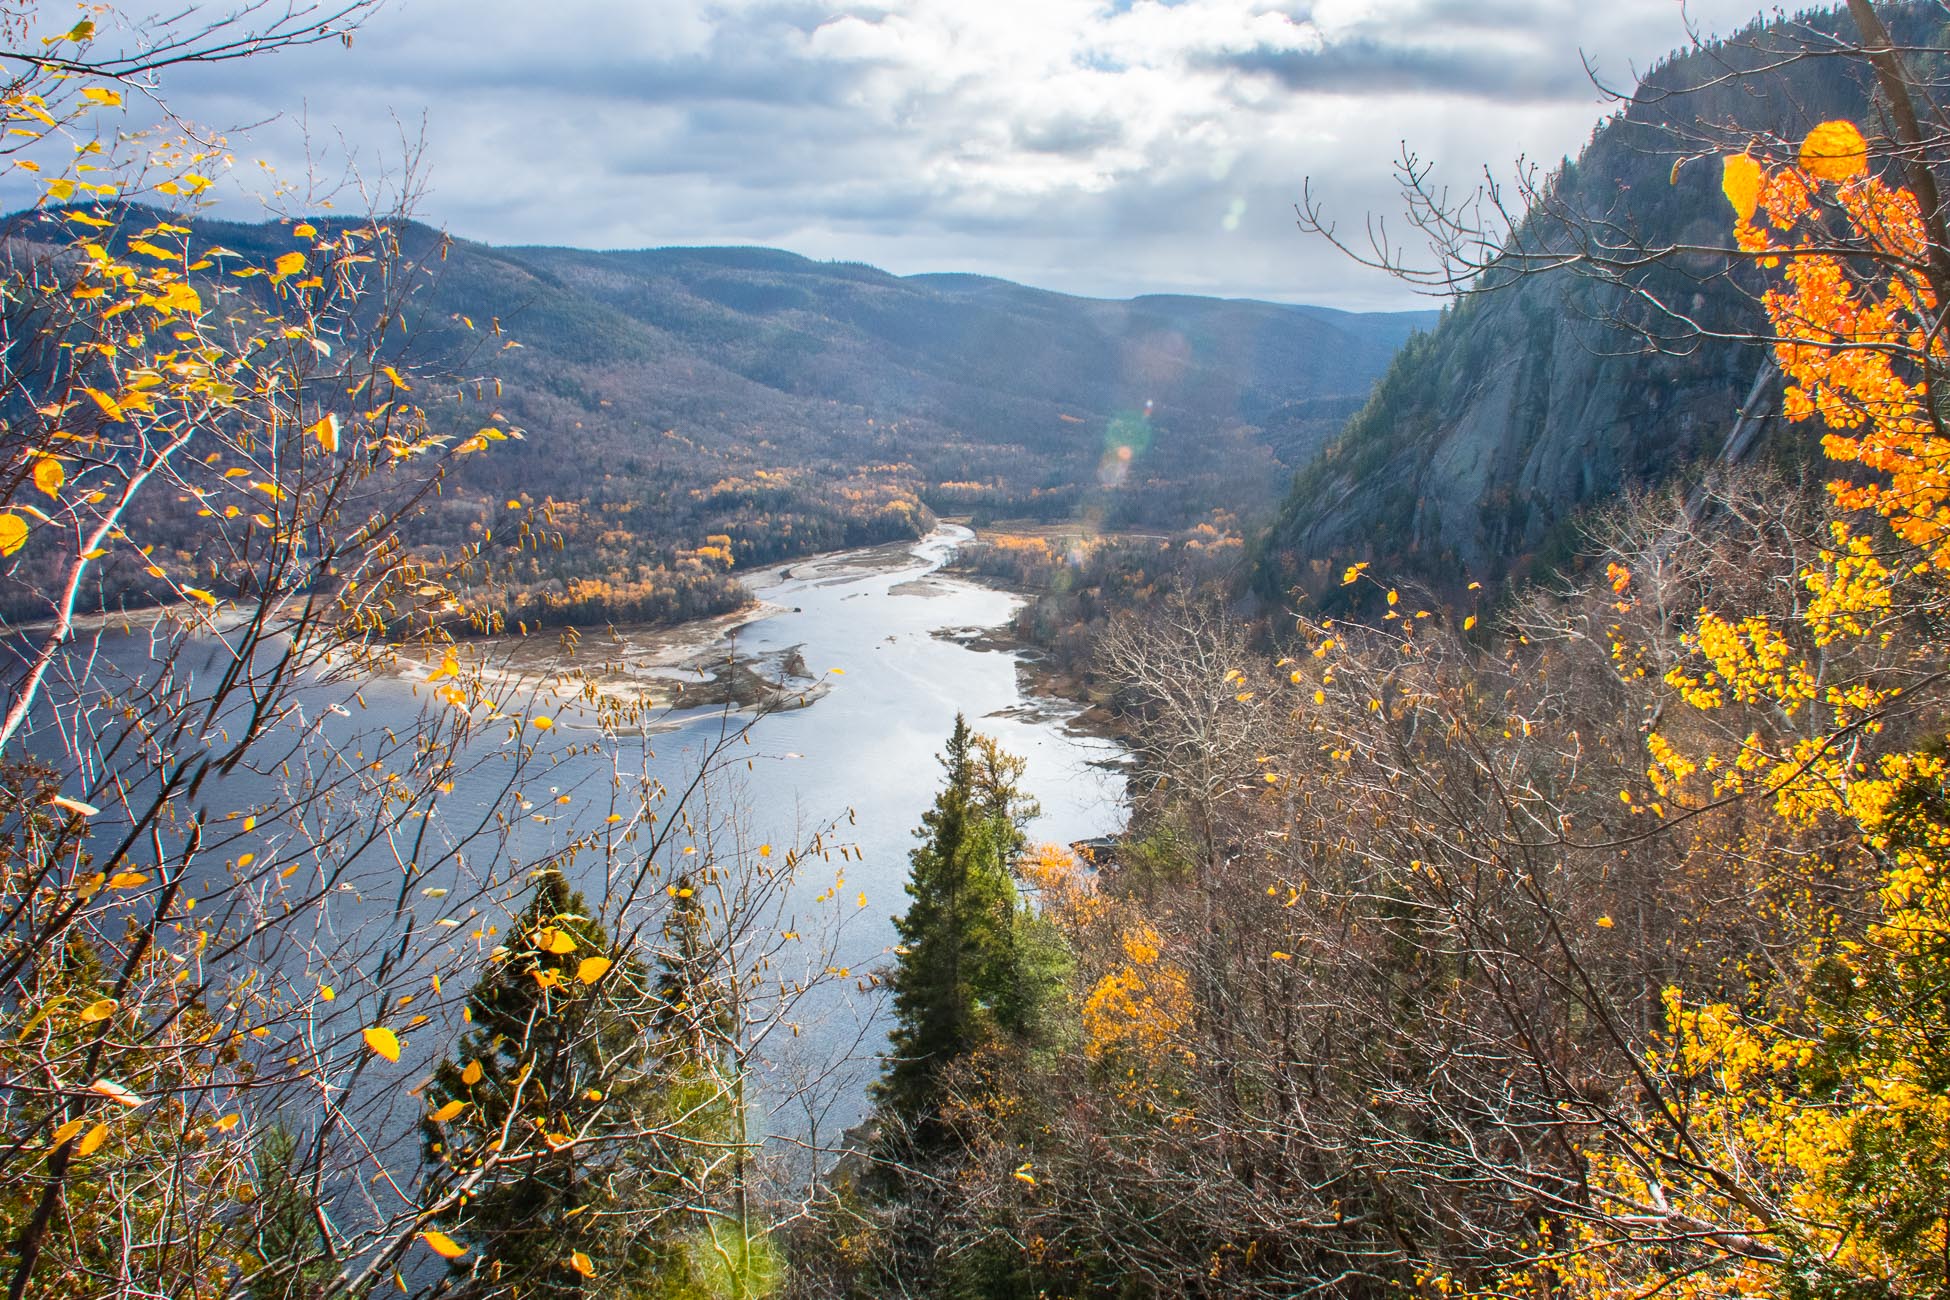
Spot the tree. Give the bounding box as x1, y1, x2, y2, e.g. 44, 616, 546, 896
0, 8, 874, 1297
418, 869, 656, 1295
876, 716, 1043, 1144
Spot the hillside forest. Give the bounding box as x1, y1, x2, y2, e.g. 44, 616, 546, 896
2, 3, 1950, 1300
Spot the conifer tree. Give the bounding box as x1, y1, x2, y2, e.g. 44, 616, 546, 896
875, 716, 1044, 1142
419, 869, 633, 1294
422, 866, 775, 1298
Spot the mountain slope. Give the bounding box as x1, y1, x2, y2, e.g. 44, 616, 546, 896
1254, 4, 1941, 605
1, 206, 1430, 625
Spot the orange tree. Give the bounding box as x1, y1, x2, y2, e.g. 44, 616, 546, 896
1478, 113, 1950, 1300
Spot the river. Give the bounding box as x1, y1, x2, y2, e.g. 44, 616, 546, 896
19, 524, 1128, 1150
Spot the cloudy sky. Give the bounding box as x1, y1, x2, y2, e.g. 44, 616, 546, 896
144, 0, 1779, 309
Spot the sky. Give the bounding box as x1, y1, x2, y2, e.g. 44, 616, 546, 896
133, 0, 1785, 310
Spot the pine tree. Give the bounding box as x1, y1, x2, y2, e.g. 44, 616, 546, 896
874, 716, 1044, 1142
421, 867, 770, 1298
419, 869, 631, 1294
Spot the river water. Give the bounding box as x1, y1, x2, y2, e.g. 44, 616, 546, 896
21, 525, 1127, 1149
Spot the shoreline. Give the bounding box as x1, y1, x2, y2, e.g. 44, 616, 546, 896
387, 530, 972, 727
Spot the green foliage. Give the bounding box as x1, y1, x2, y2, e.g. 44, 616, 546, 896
875, 717, 1047, 1139
245, 1126, 333, 1300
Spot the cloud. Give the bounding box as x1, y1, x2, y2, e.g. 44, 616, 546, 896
124, 0, 1775, 308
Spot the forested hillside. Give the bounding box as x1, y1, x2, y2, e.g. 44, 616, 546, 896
1255, 4, 1949, 607
0, 204, 1427, 628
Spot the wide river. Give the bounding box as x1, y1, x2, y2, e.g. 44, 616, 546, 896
26, 524, 1128, 1146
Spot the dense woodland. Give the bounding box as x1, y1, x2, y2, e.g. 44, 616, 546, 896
4, 3, 1950, 1300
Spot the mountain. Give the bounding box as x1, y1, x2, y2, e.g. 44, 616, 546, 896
1253, 4, 1946, 607
416, 240, 1433, 527
0, 204, 1430, 626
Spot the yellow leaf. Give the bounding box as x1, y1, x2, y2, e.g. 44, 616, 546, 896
1341, 562, 1367, 585
79, 87, 121, 107
308, 413, 340, 453
106, 872, 148, 888
362, 1027, 400, 1062
1463, 615, 1477, 631
1386, 589, 1398, 606
575, 957, 611, 984
76, 1123, 109, 1156
32, 458, 63, 497
292, 222, 317, 239
461, 1059, 484, 1085
1596, 915, 1615, 929
420, 1231, 467, 1260
213, 1113, 241, 1133
534, 926, 576, 955
272, 252, 305, 281
320, 985, 335, 1001
81, 387, 122, 420
50, 1118, 86, 1146
77, 998, 116, 1023
1801, 119, 1868, 181
531, 717, 554, 731
429, 1100, 465, 1123
1721, 153, 1763, 223
568, 1251, 596, 1278
758, 844, 772, 858
1013, 1163, 1036, 1185
0, 514, 27, 557
184, 587, 219, 609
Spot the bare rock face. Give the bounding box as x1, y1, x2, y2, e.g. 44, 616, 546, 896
1255, 6, 1929, 605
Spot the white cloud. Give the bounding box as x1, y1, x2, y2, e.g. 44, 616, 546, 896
120, 0, 1779, 308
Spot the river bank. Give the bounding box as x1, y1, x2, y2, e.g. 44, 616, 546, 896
383, 528, 1124, 739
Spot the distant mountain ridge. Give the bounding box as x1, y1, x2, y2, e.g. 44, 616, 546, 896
1, 205, 1432, 626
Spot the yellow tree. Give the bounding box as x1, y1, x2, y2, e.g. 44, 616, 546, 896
1514, 116, 1950, 1300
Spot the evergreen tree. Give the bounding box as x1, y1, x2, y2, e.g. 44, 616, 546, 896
875, 716, 1045, 1142
421, 867, 771, 1298
419, 869, 630, 1295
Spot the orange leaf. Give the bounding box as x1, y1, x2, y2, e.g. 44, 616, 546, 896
1722, 153, 1763, 223
31, 458, 63, 498
1801, 119, 1868, 181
